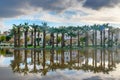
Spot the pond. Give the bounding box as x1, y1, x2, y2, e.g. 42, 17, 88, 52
0, 48, 120, 80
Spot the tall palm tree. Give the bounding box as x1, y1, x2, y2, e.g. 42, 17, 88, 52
29, 27, 34, 46
12, 24, 18, 47
48, 27, 56, 48
82, 25, 91, 47
67, 26, 77, 48
59, 26, 67, 48
98, 25, 105, 47
37, 26, 42, 46
31, 24, 38, 48
17, 24, 23, 47
23, 23, 29, 48
93, 24, 99, 47
102, 24, 109, 47
114, 28, 120, 46
54, 28, 60, 47
76, 26, 82, 47
41, 22, 48, 48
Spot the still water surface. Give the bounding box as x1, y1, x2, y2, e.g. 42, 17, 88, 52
0, 48, 120, 80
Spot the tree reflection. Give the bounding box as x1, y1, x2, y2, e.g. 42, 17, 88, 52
10, 48, 119, 75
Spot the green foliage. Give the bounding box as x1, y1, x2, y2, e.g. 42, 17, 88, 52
6, 35, 11, 41
57, 36, 62, 43
0, 35, 6, 42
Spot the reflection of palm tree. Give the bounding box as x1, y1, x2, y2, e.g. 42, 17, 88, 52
10, 50, 21, 73
30, 50, 33, 65
22, 50, 28, 75
30, 50, 37, 73
41, 49, 49, 75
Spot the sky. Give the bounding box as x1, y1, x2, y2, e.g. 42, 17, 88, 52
0, 0, 120, 32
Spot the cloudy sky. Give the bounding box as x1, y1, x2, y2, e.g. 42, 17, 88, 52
0, 0, 120, 32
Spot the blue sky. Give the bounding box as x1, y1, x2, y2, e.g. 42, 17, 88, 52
0, 0, 120, 32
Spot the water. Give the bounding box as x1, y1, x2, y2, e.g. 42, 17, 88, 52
0, 48, 120, 80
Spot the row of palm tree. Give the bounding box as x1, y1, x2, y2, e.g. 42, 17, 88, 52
10, 22, 120, 48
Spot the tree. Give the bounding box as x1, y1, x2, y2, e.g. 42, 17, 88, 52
23, 23, 29, 48
54, 28, 60, 47
17, 24, 22, 47
31, 24, 38, 48
82, 25, 91, 47
76, 26, 82, 47
59, 26, 67, 48
67, 26, 77, 48
41, 22, 48, 48
12, 24, 18, 47
48, 27, 56, 48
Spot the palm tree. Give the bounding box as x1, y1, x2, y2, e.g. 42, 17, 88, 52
17, 24, 22, 47
41, 22, 48, 48
31, 24, 38, 48
76, 26, 82, 47
54, 28, 60, 47
114, 28, 120, 46
12, 24, 18, 47
92, 24, 99, 47
37, 25, 42, 46
48, 27, 56, 48
107, 26, 113, 47
29, 27, 34, 46
59, 26, 67, 48
98, 25, 106, 47
102, 24, 109, 47
82, 25, 91, 47
67, 26, 77, 48
23, 23, 29, 48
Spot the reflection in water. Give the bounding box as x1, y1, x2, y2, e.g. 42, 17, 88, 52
0, 48, 119, 75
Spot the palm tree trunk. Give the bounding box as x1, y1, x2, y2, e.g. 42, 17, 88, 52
37, 32, 40, 46
24, 30, 28, 48
100, 31, 103, 47
34, 28, 36, 48
95, 30, 97, 47
56, 33, 58, 47
43, 30, 46, 48
103, 30, 105, 47
108, 28, 110, 47
31, 30, 33, 46
111, 32, 113, 47
85, 32, 88, 47
61, 33, 64, 48
77, 31, 80, 47
92, 30, 95, 47
18, 27, 20, 47
50, 33, 54, 48
14, 29, 17, 47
